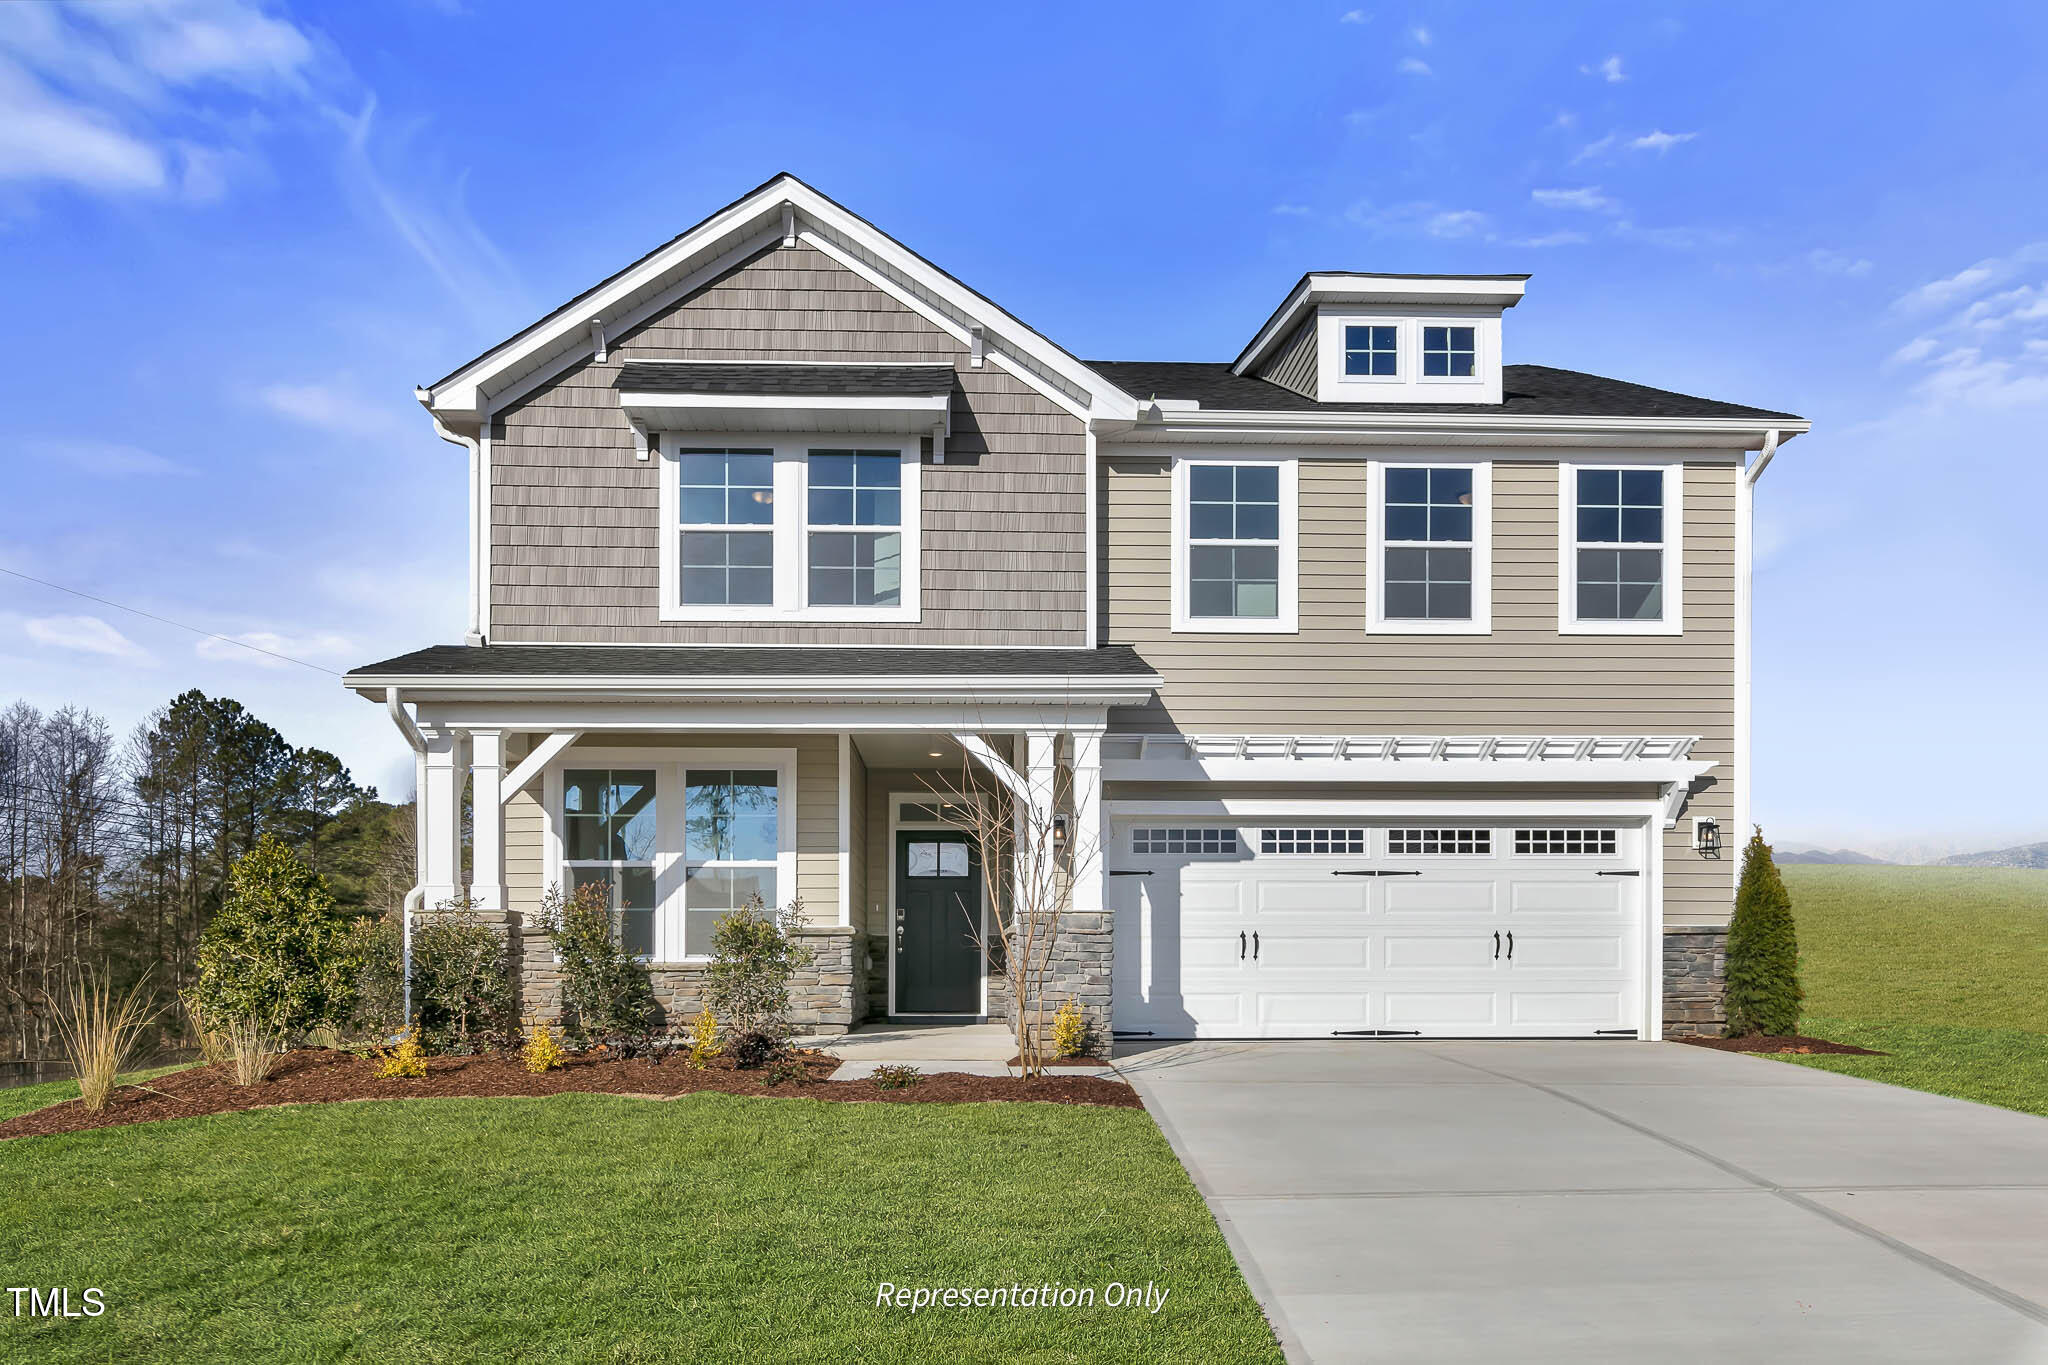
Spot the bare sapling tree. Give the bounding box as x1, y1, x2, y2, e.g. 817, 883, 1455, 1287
922, 736, 1098, 1079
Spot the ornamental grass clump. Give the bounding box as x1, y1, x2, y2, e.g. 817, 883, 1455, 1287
523, 1023, 565, 1074
220, 1015, 281, 1086
1724, 827, 1803, 1037
53, 969, 161, 1112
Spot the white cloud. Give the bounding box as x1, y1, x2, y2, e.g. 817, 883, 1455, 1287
24, 614, 153, 662
195, 629, 354, 670
1531, 186, 1617, 213
1509, 230, 1591, 248
19, 437, 192, 477
1271, 203, 1313, 217
256, 381, 401, 436
1612, 219, 1725, 250
1806, 247, 1873, 277
0, 59, 164, 191
1581, 55, 1626, 82
1349, 200, 1494, 241
1549, 110, 1578, 130
1958, 283, 2048, 331
1409, 24, 1431, 45
1569, 132, 1617, 163
73, 0, 315, 92
1397, 56, 1432, 77
1629, 129, 1697, 153
1888, 337, 1938, 366
1338, 9, 1369, 23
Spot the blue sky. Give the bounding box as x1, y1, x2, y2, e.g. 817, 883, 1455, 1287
2, 1, 2044, 858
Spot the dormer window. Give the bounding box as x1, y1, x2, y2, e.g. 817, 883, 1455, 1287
1343, 325, 1398, 377
1422, 325, 1476, 378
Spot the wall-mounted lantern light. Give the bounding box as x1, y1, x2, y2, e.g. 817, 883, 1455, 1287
1693, 817, 1721, 858
1052, 814, 1070, 848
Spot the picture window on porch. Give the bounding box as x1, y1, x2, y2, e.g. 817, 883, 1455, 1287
683, 769, 780, 956
563, 769, 657, 957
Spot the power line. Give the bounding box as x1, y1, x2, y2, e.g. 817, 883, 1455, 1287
0, 567, 343, 676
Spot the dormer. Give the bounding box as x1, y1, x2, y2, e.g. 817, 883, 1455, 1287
1232, 272, 1529, 406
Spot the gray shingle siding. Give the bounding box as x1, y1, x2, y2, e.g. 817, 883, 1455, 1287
489, 243, 1089, 645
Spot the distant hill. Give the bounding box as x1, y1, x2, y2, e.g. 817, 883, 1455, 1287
1779, 847, 1892, 865
1938, 841, 2048, 870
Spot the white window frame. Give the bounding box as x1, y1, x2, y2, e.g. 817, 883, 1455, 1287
1338, 321, 1403, 383
1169, 454, 1300, 634
543, 746, 798, 964
657, 432, 921, 623
1558, 459, 1684, 636
1415, 319, 1484, 388
1367, 459, 1493, 635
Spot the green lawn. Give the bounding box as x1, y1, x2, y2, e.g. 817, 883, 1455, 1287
0, 1062, 195, 1124
0, 1092, 1280, 1364
1775, 865, 2048, 1116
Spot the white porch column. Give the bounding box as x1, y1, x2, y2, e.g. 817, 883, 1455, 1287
420, 727, 469, 908
1068, 727, 1105, 915
468, 729, 507, 910
1013, 731, 1058, 919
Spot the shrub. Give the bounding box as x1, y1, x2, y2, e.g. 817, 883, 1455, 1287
762, 1055, 810, 1087
409, 903, 517, 1053
53, 970, 160, 1112
372, 1027, 427, 1079
685, 1008, 722, 1069
191, 835, 364, 1041
342, 915, 405, 1039
1725, 827, 1803, 1037
703, 896, 814, 1046
725, 1028, 782, 1070
523, 1023, 565, 1074
535, 882, 658, 1043
220, 1016, 281, 1086
871, 1063, 922, 1090
1050, 998, 1088, 1059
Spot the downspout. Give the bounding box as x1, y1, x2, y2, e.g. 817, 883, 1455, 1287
415, 389, 486, 645
1744, 427, 1782, 487
386, 687, 430, 1025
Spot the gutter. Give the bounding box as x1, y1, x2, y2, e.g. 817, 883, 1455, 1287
1103, 410, 1811, 445
1744, 427, 1783, 486
386, 687, 430, 1024
416, 389, 486, 646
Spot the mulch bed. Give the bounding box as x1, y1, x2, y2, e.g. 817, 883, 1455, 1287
1680, 1034, 1887, 1056
0, 1047, 1139, 1141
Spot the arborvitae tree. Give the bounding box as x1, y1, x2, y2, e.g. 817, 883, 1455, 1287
1724, 827, 1802, 1036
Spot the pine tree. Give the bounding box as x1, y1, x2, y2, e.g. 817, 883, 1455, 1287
1724, 827, 1802, 1036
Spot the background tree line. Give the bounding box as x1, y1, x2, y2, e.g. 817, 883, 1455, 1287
0, 689, 413, 1062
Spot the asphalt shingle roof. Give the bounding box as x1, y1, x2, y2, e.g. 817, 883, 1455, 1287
614, 362, 956, 396
1087, 361, 1804, 421
346, 644, 1157, 681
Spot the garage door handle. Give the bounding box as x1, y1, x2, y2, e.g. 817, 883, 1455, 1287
1239, 931, 1247, 961
1333, 869, 1421, 877
1493, 930, 1501, 960
1597, 870, 1640, 877
1253, 931, 1260, 960
1506, 931, 1514, 960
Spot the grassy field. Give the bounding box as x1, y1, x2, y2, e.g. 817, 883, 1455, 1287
0, 1092, 1280, 1364
1776, 865, 2048, 1116
0, 1063, 194, 1124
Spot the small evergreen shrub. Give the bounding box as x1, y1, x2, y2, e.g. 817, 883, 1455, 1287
871, 1064, 922, 1090
725, 1028, 782, 1070
1724, 827, 1803, 1037
535, 882, 658, 1043
703, 896, 815, 1046
409, 903, 517, 1052
372, 1027, 427, 1079
191, 835, 364, 1041
1050, 998, 1088, 1059
522, 1023, 565, 1074
685, 1008, 722, 1069
343, 915, 405, 1039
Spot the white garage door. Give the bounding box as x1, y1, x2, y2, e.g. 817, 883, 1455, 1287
1110, 821, 1646, 1039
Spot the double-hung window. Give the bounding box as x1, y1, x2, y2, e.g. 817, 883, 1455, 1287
1561, 464, 1682, 633
1174, 459, 1298, 632
806, 450, 902, 607
563, 769, 658, 957
660, 437, 919, 622
1370, 462, 1491, 633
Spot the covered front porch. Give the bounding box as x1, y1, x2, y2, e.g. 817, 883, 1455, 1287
346, 644, 1160, 1038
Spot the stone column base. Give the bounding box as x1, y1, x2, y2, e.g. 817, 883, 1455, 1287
1663, 926, 1728, 1038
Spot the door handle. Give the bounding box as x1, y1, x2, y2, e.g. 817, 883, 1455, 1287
1506, 931, 1514, 960
1493, 930, 1501, 960
1253, 931, 1260, 960
1239, 931, 1246, 960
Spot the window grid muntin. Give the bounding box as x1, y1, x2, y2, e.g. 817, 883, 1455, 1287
1132, 827, 1239, 856
1260, 827, 1369, 855
1383, 466, 1476, 621
1514, 828, 1619, 856
1574, 468, 1666, 623
562, 768, 658, 957
1387, 827, 1492, 855
1187, 463, 1282, 620
1422, 325, 1477, 377
676, 448, 776, 607
807, 449, 905, 608
1343, 324, 1398, 377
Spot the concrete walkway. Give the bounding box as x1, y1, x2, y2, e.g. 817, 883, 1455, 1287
1122, 1040, 2048, 1364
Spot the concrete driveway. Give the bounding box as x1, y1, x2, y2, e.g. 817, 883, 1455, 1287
1121, 1040, 2048, 1364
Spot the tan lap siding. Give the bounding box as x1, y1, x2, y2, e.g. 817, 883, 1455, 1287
499, 733, 840, 928
1102, 455, 1738, 928
489, 243, 1087, 645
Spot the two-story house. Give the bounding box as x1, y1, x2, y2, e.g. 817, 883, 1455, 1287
344, 173, 1806, 1043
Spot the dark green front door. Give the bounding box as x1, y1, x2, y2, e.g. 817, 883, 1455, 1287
895, 830, 981, 1015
